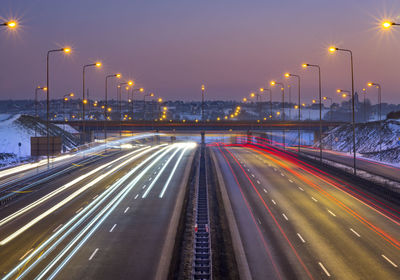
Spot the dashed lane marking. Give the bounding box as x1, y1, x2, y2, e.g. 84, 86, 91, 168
89, 248, 99, 261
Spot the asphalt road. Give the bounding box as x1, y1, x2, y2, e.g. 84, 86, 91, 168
212, 143, 400, 280
0, 142, 195, 280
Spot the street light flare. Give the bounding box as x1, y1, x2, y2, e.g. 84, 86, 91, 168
367, 82, 373, 87
259, 88, 264, 92
382, 21, 393, 29
329, 46, 337, 53
5, 21, 17, 28
116, 73, 121, 78
284, 73, 290, 78
270, 81, 276, 86
302, 63, 308, 68
128, 80, 134, 86
95, 62, 102, 67
63, 47, 71, 53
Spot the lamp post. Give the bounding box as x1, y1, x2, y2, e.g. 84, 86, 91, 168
261, 88, 273, 118
271, 81, 285, 149
361, 88, 367, 122
46, 47, 71, 166
201, 85, 205, 122
322, 96, 333, 122
34, 86, 47, 137
302, 63, 323, 162
82, 62, 101, 143
117, 81, 133, 138
285, 73, 301, 153
128, 87, 144, 118
329, 46, 357, 175
337, 89, 351, 153
367, 82, 383, 161
104, 73, 121, 144
143, 92, 155, 120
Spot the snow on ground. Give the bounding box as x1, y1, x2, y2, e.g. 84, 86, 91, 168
55, 124, 79, 134
318, 119, 400, 164
0, 115, 80, 167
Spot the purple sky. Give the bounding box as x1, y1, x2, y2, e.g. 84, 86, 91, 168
1, 0, 400, 104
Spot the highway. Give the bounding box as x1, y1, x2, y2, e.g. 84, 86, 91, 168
211, 143, 400, 279
0, 141, 195, 279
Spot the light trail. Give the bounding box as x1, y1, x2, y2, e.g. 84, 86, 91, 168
0, 146, 151, 228
0, 145, 162, 246
3, 144, 171, 280
32, 145, 181, 280
142, 146, 182, 198
159, 143, 194, 198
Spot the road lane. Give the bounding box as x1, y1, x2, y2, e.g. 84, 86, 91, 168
0, 142, 196, 280
212, 143, 400, 279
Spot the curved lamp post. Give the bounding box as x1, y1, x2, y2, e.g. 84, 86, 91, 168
329, 46, 357, 175
367, 82, 382, 161
285, 73, 301, 153
270, 81, 285, 149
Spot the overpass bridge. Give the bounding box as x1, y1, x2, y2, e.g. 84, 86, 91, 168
52, 120, 345, 132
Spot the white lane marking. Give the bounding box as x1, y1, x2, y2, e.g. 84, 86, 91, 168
298, 187, 304, 191
154, 172, 157, 175
271, 199, 276, 205
53, 224, 63, 233
280, 173, 285, 177
105, 185, 111, 189
149, 177, 152, 181
89, 248, 99, 261
297, 233, 306, 243
134, 194, 139, 199
109, 224, 117, 233
124, 207, 129, 214
257, 180, 261, 184
157, 167, 160, 170
75, 207, 83, 214
289, 179, 293, 183
142, 184, 147, 189
350, 228, 361, 237
257, 218, 261, 225
311, 197, 318, 202
327, 210, 336, 217
382, 255, 398, 267
282, 213, 289, 221
92, 195, 98, 200
318, 262, 331, 277
263, 188, 268, 193
19, 248, 33, 261
251, 174, 255, 178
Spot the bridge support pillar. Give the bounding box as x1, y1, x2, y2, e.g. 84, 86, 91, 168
201, 131, 205, 144
247, 130, 252, 144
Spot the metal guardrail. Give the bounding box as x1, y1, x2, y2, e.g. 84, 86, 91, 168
192, 144, 212, 280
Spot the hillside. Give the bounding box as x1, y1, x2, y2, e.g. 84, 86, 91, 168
0, 114, 80, 166
319, 120, 400, 164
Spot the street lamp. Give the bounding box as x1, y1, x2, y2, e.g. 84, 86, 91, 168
201, 84, 205, 122
322, 96, 333, 122
143, 92, 155, 120
285, 73, 301, 153
302, 63, 323, 162
46, 47, 71, 165
104, 73, 121, 143
1, 20, 17, 29
34, 86, 47, 119
382, 21, 400, 29
260, 88, 273, 118
34, 86, 47, 137
367, 82, 383, 161
82, 61, 101, 143
329, 46, 357, 175
128, 86, 142, 118
271, 80, 286, 149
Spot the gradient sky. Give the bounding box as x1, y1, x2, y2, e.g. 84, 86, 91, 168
1, 0, 400, 104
